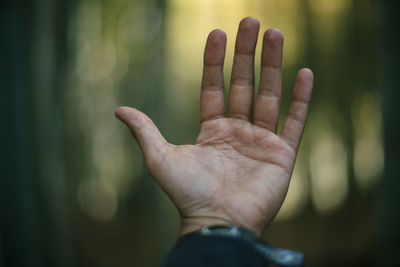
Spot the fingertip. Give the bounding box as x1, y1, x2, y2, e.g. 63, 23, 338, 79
240, 17, 260, 29
207, 29, 227, 49
114, 106, 128, 120
114, 106, 141, 124
205, 30, 227, 64
293, 68, 314, 103
297, 68, 314, 86
264, 28, 284, 46
235, 17, 260, 54
299, 68, 313, 77
209, 29, 227, 40
114, 107, 167, 161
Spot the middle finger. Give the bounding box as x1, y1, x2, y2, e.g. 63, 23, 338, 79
229, 17, 260, 121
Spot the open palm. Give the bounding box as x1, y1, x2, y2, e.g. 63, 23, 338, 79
115, 17, 313, 237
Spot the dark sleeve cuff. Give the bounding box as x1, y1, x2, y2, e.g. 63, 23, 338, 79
162, 232, 269, 267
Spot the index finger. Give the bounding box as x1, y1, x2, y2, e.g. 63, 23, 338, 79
200, 30, 227, 123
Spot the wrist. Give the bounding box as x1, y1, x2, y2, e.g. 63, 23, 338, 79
180, 217, 263, 238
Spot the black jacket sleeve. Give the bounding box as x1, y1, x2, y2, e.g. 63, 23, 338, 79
162, 232, 269, 267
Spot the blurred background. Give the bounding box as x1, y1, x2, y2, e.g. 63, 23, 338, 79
1, 0, 399, 266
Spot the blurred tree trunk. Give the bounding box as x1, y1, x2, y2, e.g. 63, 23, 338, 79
1, 0, 76, 266
30, 0, 77, 266
0, 1, 42, 266
376, 1, 400, 266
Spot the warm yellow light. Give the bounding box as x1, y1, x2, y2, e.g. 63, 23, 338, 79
77, 39, 116, 82
70, 0, 149, 208
352, 92, 384, 189
165, 0, 304, 111
78, 179, 118, 221
276, 164, 309, 222
309, 0, 351, 17
310, 128, 348, 214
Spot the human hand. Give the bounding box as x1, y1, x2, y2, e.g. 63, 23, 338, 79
115, 17, 313, 238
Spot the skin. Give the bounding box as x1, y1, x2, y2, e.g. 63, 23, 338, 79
115, 17, 314, 238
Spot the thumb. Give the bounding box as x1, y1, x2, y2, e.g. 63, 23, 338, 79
114, 106, 168, 164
